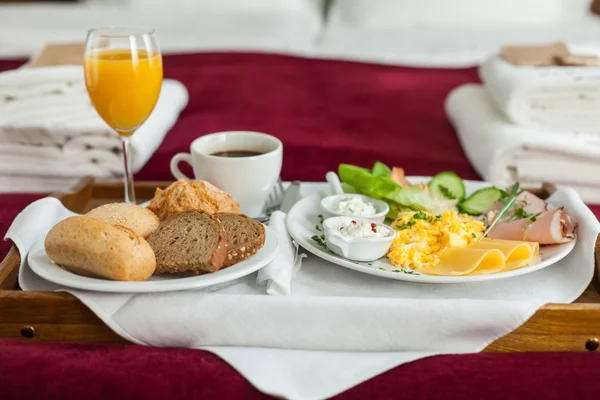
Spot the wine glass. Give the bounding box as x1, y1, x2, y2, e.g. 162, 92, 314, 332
84, 26, 163, 204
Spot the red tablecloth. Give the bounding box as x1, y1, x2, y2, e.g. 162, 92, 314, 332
1, 54, 599, 399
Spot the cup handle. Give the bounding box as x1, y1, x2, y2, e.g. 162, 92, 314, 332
170, 153, 194, 180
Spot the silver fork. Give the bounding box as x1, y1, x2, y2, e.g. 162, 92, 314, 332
254, 178, 285, 224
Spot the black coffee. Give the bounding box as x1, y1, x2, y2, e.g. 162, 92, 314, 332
211, 150, 264, 158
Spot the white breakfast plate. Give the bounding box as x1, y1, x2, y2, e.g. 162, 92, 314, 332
286, 178, 577, 283
28, 225, 279, 293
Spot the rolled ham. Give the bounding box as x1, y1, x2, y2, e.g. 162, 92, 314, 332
490, 191, 548, 215
487, 208, 576, 244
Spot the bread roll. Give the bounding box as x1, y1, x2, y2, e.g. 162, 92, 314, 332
86, 203, 160, 238
45, 216, 156, 281
147, 180, 240, 221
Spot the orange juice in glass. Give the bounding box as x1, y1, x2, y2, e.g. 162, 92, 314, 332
84, 27, 163, 204
84, 49, 162, 135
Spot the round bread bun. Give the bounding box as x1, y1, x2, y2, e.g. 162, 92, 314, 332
45, 216, 156, 281
86, 203, 160, 238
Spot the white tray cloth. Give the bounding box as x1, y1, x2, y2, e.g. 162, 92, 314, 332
6, 183, 598, 400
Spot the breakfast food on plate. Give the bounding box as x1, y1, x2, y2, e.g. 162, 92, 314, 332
484, 191, 576, 245
331, 161, 578, 276
146, 211, 230, 274
488, 208, 576, 244
214, 213, 266, 267
44, 216, 156, 281
425, 239, 539, 276
86, 202, 160, 238
388, 210, 485, 270
147, 179, 240, 221
41, 181, 267, 282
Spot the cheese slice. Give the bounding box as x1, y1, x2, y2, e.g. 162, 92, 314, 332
417, 238, 540, 276
420, 247, 505, 276
468, 239, 539, 273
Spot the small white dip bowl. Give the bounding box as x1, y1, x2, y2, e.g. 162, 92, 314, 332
322, 216, 395, 262
320, 194, 389, 225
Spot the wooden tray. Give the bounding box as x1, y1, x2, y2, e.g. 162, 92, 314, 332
1, 177, 600, 352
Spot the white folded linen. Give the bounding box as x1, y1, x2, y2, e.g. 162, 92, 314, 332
257, 210, 306, 295
0, 66, 188, 192
479, 54, 600, 132
445, 84, 600, 203
6, 182, 598, 400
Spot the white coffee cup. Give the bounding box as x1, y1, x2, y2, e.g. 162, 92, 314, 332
170, 131, 283, 217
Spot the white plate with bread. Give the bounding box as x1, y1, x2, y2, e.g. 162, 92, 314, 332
29, 180, 279, 293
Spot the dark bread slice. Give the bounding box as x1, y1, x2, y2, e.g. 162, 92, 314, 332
214, 213, 265, 267
146, 211, 230, 274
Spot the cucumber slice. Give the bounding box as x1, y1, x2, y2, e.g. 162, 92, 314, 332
428, 172, 466, 201
458, 187, 504, 216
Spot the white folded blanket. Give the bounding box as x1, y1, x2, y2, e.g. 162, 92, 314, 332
479, 54, 600, 133
0, 66, 189, 192
445, 84, 600, 203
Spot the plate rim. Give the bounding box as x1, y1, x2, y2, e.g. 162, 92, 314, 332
286, 183, 577, 284
28, 225, 279, 293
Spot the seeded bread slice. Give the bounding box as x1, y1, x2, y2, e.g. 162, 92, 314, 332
146, 211, 230, 274
214, 213, 265, 267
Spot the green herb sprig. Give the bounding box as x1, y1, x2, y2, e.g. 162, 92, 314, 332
480, 182, 521, 240
479, 182, 543, 241
311, 214, 328, 249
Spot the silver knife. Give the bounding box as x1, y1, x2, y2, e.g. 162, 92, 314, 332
280, 181, 302, 213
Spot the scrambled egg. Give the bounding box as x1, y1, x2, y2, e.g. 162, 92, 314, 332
388, 210, 485, 270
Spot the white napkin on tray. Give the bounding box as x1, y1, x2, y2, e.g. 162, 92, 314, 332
446, 84, 600, 203
0, 66, 188, 192
6, 185, 598, 400
257, 210, 306, 296
479, 54, 600, 133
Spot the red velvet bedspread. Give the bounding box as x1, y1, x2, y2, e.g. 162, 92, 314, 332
1, 54, 599, 399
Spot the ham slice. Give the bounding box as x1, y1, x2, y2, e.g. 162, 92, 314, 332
487, 208, 576, 244
490, 191, 548, 214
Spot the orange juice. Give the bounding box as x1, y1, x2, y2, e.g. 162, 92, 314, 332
84, 49, 163, 136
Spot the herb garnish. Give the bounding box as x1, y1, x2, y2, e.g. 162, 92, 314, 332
413, 211, 427, 220
392, 269, 417, 275
471, 233, 476, 239
311, 214, 328, 249
480, 182, 541, 240
511, 206, 541, 240
311, 234, 327, 249
480, 182, 521, 240
396, 220, 416, 230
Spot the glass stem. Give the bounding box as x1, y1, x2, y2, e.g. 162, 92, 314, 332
121, 136, 136, 204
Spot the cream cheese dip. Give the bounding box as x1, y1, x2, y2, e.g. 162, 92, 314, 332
332, 196, 377, 216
